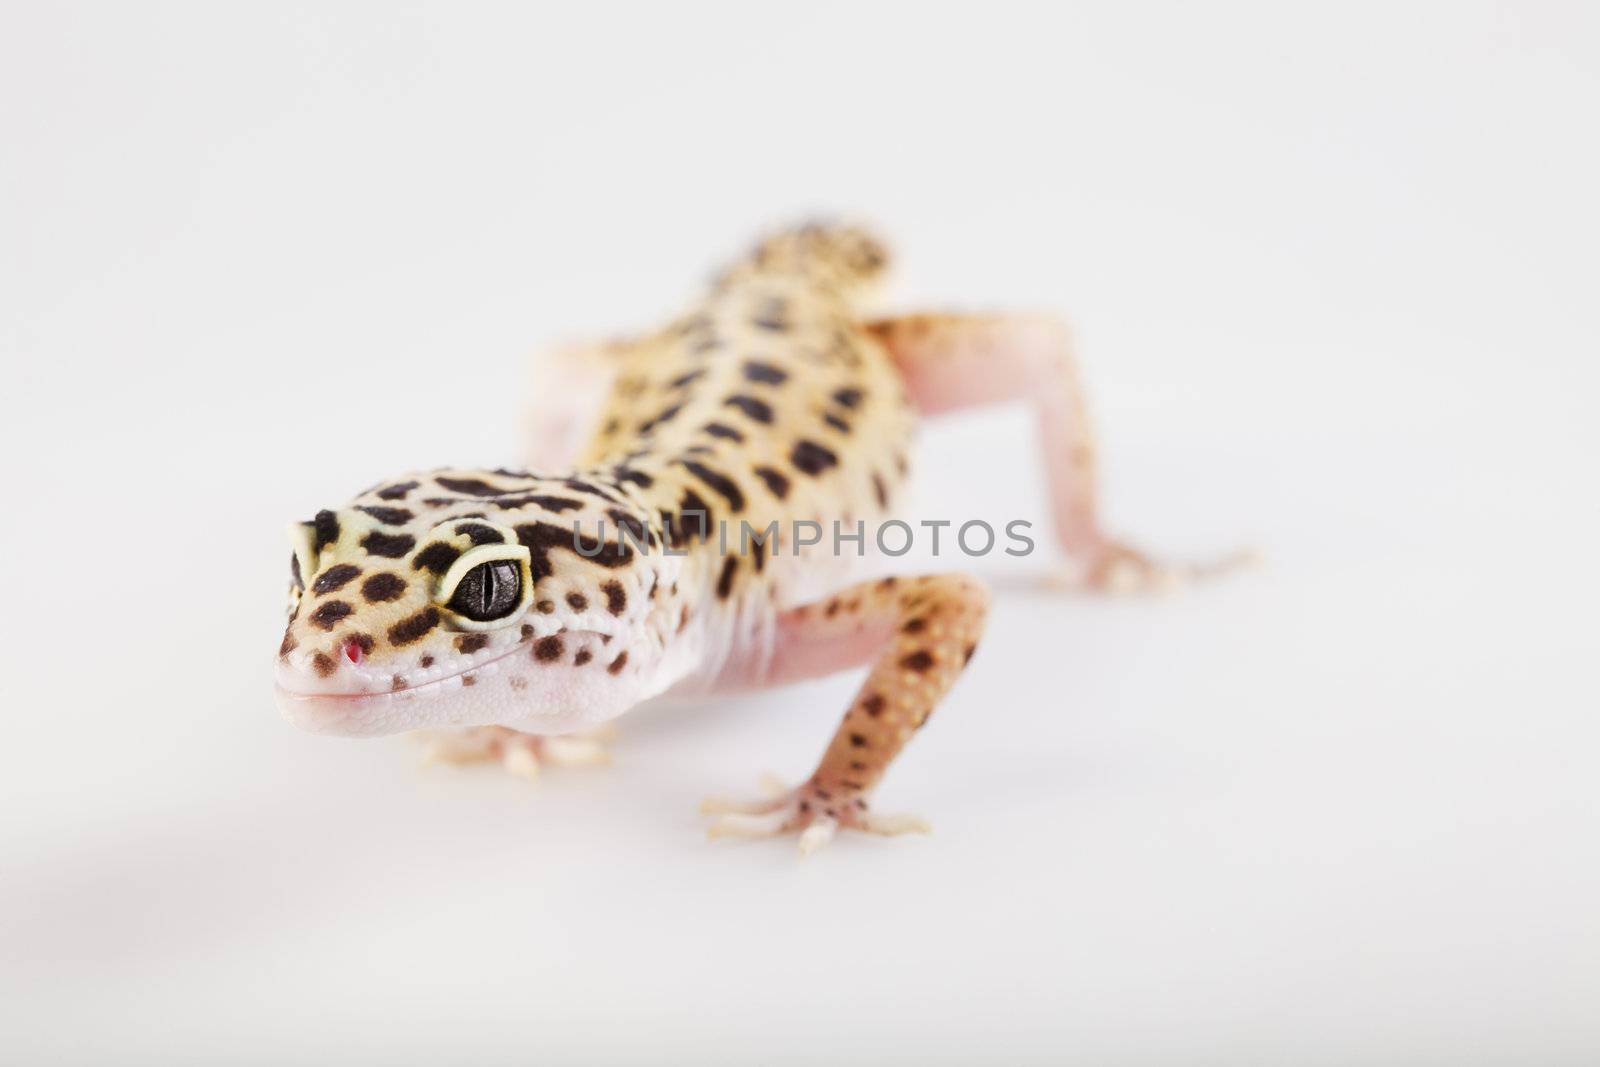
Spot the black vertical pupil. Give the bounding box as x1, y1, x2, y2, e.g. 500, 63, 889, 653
448, 560, 521, 621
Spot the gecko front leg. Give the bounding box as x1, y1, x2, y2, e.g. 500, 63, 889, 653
702, 574, 989, 854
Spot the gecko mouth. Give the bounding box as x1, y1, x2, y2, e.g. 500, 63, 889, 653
275, 631, 592, 737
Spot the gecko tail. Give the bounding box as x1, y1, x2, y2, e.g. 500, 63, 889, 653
722, 220, 891, 294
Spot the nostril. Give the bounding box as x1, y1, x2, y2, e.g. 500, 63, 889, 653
343, 638, 365, 665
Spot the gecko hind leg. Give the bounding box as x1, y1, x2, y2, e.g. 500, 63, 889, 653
417, 725, 616, 782
700, 573, 988, 855
867, 313, 1247, 592
524, 337, 636, 470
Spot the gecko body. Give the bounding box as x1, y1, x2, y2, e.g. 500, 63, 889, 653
275, 223, 1185, 850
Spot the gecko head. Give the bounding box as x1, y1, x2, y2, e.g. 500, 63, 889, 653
273, 467, 663, 738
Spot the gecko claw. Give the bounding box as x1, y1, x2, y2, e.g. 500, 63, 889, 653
797, 818, 837, 856
856, 811, 932, 836
706, 810, 791, 840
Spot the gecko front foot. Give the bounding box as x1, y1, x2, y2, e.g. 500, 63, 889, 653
418, 724, 616, 782
700, 775, 930, 856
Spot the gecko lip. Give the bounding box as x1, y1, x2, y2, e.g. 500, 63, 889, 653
275, 636, 535, 732
275, 629, 607, 737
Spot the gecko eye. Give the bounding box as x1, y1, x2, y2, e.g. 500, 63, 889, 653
435, 541, 534, 630
448, 560, 521, 621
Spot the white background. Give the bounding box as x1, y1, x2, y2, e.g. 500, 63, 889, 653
3, 3, 1597, 1063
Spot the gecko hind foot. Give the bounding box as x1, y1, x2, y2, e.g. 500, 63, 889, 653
1046, 541, 1258, 595
701, 776, 930, 856
418, 725, 616, 782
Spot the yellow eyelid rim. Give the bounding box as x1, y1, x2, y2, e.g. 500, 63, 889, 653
286, 523, 319, 587
435, 542, 534, 607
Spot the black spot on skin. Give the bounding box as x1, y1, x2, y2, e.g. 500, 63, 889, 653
602, 580, 627, 616
833, 387, 864, 409
752, 296, 789, 331
362, 531, 417, 558
873, 473, 889, 510
312, 565, 361, 595
964, 643, 978, 665
716, 556, 737, 599
413, 542, 461, 574
537, 600, 555, 613
457, 633, 490, 654
515, 521, 634, 581
574, 648, 593, 666
607, 509, 650, 547
742, 360, 788, 385
376, 481, 418, 501
862, 693, 885, 717
356, 505, 413, 525
681, 460, 746, 512
607, 650, 629, 675
566, 592, 588, 611
461, 674, 476, 686
312, 652, 336, 677
901, 650, 935, 672
435, 476, 508, 497
849, 733, 868, 748
902, 617, 927, 634
420, 655, 434, 667
702, 422, 744, 443
823, 413, 851, 433
533, 636, 564, 662
675, 488, 711, 543
564, 478, 625, 504
638, 403, 683, 435
520, 624, 535, 640
753, 466, 790, 500
313, 510, 340, 550
278, 631, 297, 657
614, 467, 653, 489
668, 368, 706, 389
790, 440, 838, 476
454, 522, 504, 545
724, 394, 773, 424
309, 600, 353, 630
388, 607, 441, 646
487, 494, 578, 512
